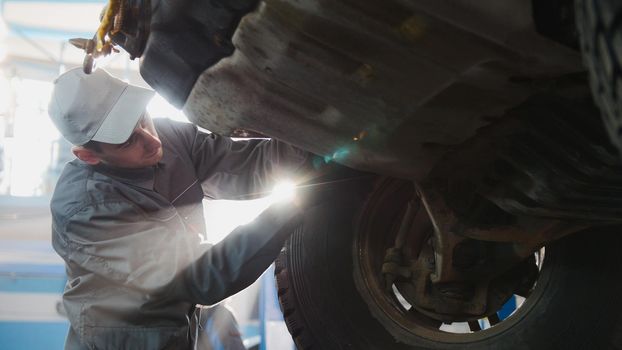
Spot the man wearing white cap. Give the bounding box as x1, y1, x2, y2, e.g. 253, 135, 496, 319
48, 68, 313, 349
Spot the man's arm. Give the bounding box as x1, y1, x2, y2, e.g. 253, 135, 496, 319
55, 199, 301, 305
185, 124, 312, 199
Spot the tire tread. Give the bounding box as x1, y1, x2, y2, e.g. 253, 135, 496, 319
274, 226, 317, 350
577, 0, 622, 152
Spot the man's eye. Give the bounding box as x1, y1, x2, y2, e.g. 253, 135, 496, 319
119, 134, 135, 148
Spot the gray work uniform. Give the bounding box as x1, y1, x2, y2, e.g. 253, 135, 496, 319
50, 118, 311, 350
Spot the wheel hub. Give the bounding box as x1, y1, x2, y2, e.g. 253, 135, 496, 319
354, 178, 555, 340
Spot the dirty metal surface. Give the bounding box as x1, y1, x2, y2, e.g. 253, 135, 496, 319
181, 0, 583, 180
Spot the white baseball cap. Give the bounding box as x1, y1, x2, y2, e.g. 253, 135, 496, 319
48, 68, 155, 146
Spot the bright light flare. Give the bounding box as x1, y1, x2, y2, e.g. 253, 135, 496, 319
201, 180, 299, 245
270, 181, 297, 203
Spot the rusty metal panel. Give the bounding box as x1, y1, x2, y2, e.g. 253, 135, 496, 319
180, 0, 583, 179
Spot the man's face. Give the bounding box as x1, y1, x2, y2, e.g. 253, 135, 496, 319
79, 114, 163, 168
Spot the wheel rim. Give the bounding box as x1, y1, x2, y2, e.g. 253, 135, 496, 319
352, 178, 551, 344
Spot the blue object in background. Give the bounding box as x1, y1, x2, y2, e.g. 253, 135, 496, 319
259, 265, 295, 350
0, 322, 68, 349
0, 240, 69, 350
498, 295, 518, 320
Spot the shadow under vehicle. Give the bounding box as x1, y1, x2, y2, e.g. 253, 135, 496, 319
92, 0, 622, 348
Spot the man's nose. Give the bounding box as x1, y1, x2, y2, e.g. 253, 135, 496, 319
136, 127, 161, 149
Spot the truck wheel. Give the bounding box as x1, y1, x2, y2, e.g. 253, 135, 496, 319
576, 0, 622, 154
275, 178, 622, 349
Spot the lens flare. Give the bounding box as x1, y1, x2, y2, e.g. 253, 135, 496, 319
270, 181, 296, 203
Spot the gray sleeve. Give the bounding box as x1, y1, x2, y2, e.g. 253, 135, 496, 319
187, 126, 312, 200
60, 200, 301, 305
174, 201, 302, 305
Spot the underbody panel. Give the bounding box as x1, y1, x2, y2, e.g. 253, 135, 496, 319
178, 0, 583, 179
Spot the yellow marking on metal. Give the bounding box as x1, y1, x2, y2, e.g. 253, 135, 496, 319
399, 15, 427, 41
96, 0, 121, 51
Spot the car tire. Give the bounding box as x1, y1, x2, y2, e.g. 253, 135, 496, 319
275, 177, 622, 349
576, 0, 622, 154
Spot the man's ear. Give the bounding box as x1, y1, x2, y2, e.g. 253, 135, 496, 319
72, 146, 101, 165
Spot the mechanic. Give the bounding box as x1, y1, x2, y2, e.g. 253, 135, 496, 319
48, 68, 314, 349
